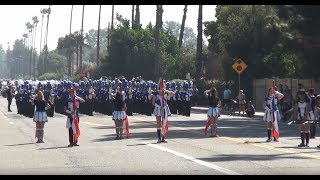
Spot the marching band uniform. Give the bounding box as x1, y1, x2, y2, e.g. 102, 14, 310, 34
263, 88, 283, 142
64, 89, 85, 147
293, 89, 312, 147
32, 91, 50, 143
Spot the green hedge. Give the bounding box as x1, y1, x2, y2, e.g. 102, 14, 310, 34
38, 73, 64, 81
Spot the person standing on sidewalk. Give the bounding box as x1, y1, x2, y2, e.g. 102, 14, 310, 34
204, 86, 221, 137
6, 85, 14, 112
237, 90, 246, 116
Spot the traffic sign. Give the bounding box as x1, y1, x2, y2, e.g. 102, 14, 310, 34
232, 59, 247, 74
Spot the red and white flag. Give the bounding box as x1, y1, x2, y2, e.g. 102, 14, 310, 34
124, 115, 130, 138
73, 85, 80, 143
272, 112, 279, 140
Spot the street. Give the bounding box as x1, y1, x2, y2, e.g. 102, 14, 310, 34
1, 97, 320, 175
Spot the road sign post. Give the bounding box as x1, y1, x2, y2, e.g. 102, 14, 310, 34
232, 59, 247, 92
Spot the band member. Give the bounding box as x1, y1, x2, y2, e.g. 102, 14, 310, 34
112, 92, 127, 140
32, 91, 50, 143
293, 89, 312, 147
307, 88, 316, 138
204, 86, 221, 137
64, 86, 85, 147
263, 86, 284, 142
152, 79, 175, 143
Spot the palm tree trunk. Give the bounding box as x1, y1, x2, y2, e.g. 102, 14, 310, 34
111, 5, 114, 31
39, 14, 44, 75
195, 5, 203, 84
79, 5, 85, 71
107, 22, 110, 49
33, 24, 37, 79
97, 5, 101, 66
68, 5, 73, 78
135, 5, 140, 29
44, 6, 51, 73
29, 28, 33, 78
132, 5, 135, 28
154, 5, 163, 80
179, 5, 188, 48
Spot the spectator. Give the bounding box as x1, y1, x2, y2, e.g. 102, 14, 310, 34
245, 101, 255, 117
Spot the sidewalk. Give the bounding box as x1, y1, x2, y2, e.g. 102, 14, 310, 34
191, 106, 264, 118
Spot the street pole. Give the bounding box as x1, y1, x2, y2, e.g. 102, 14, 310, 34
238, 73, 240, 92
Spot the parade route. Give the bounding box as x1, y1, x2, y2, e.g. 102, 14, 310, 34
1, 97, 320, 175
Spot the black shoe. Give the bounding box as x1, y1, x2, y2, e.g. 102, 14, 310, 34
266, 138, 272, 142
68, 144, 73, 147
157, 139, 161, 143
8, 110, 12, 112
73, 143, 79, 146
298, 143, 305, 147
161, 139, 167, 143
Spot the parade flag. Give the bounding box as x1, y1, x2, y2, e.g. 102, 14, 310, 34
204, 119, 211, 136
272, 80, 279, 140
272, 112, 279, 140
160, 80, 169, 137
124, 115, 130, 138
73, 85, 80, 143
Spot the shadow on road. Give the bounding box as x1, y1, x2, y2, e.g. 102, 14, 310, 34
198, 153, 312, 162
5, 142, 35, 146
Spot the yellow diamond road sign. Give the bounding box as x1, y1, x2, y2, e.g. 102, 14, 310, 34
232, 59, 247, 74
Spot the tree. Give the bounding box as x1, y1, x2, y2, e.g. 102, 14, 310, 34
179, 5, 188, 47
195, 5, 203, 84
32, 16, 39, 79
79, 5, 85, 71
131, 5, 135, 28
134, 5, 141, 29
111, 5, 114, 31
154, 5, 163, 80
39, 8, 46, 76
43, 6, 51, 73
164, 21, 197, 49
97, 5, 101, 66
68, 5, 73, 78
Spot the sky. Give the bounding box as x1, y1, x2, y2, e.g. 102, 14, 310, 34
0, 5, 216, 52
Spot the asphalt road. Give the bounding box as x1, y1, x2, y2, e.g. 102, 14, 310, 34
1, 97, 320, 175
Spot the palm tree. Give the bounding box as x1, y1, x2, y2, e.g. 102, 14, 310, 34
97, 5, 101, 66
29, 24, 34, 78
68, 5, 73, 78
25, 22, 31, 75
43, 6, 51, 73
179, 5, 188, 48
195, 5, 203, 84
135, 5, 140, 29
39, 8, 46, 75
79, 5, 85, 71
111, 5, 114, 31
154, 5, 163, 80
132, 5, 135, 28
32, 16, 39, 79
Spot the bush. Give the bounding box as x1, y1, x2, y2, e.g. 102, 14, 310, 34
195, 78, 236, 106
38, 73, 64, 81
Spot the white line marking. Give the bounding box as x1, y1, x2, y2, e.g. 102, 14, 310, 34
142, 141, 241, 175
9, 122, 13, 124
